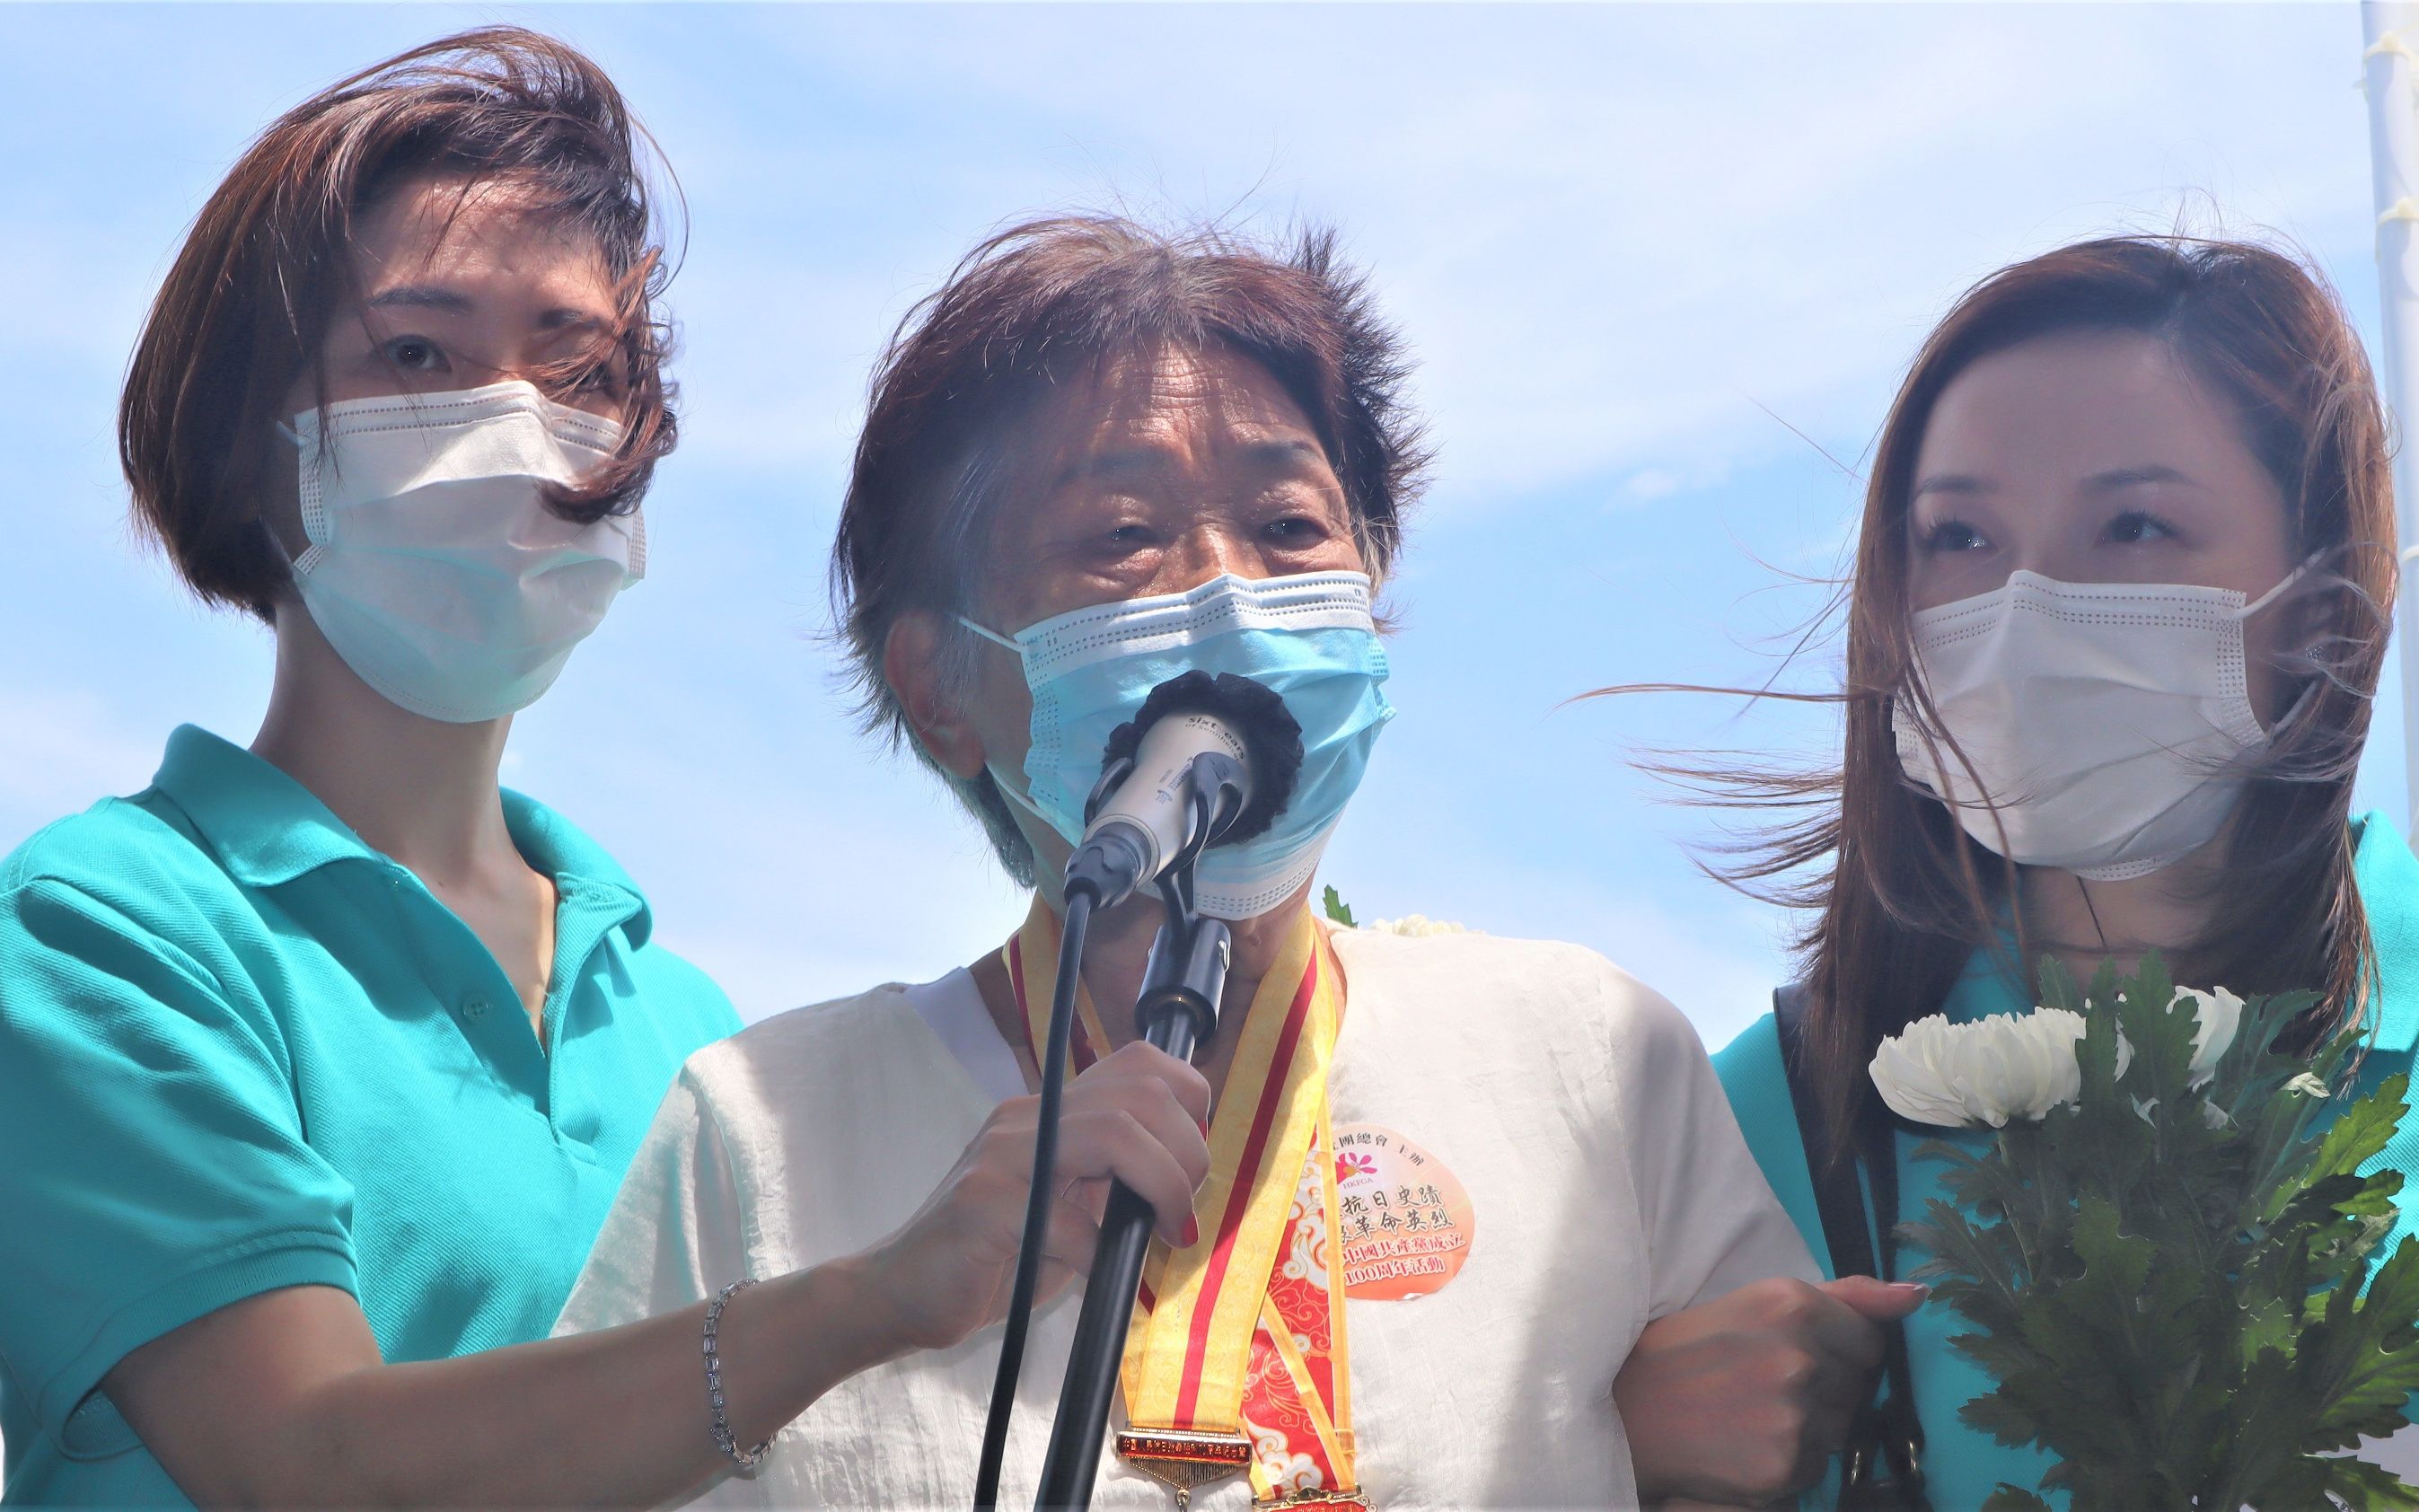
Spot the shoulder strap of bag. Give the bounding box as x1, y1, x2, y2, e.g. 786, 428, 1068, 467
1772, 982, 1882, 1279
1772, 984, 1931, 1511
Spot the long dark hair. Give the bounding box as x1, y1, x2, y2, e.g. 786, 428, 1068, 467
1647, 235, 2396, 1153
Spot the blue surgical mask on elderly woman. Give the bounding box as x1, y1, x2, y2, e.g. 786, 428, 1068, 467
961, 570, 1394, 920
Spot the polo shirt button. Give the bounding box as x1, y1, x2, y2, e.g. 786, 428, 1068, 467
461, 995, 489, 1020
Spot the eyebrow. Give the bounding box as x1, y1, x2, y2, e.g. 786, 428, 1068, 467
361, 286, 611, 333
1062, 435, 1332, 484
2083, 463, 2196, 490
1910, 472, 1991, 500
538, 306, 609, 334
364, 285, 473, 313
1240, 437, 1332, 472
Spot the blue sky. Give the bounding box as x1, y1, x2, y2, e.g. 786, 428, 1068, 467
3, 3, 2406, 1049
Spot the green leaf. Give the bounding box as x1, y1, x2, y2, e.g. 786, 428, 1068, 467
1320, 885, 1355, 927
2113, 951, 2198, 1114
2298, 1238, 2419, 1444
2313, 1075, 2411, 1182
1950, 1328, 2047, 1385
2319, 1455, 2419, 1511
2036, 955, 2082, 1014
1980, 1486, 2054, 1512
1960, 1387, 2043, 1448
2071, 1192, 2153, 1300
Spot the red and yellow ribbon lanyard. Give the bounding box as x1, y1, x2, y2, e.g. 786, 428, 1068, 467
1006, 901, 1362, 1510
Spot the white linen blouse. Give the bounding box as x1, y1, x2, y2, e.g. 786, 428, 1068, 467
555, 927, 1819, 1510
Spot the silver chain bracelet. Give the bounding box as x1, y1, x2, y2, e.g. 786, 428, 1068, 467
704, 1279, 771, 1469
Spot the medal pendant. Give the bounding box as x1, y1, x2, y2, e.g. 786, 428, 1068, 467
1115, 1429, 1253, 1510
1253, 1490, 1370, 1511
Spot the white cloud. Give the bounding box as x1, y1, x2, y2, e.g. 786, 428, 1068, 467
568, 3, 2387, 527
1621, 469, 1685, 505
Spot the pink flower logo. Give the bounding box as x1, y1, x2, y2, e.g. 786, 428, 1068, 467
1336, 1151, 1377, 1182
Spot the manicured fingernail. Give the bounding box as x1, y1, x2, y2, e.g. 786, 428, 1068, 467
1183, 1217, 1200, 1246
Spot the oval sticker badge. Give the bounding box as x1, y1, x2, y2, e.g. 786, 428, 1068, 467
1332, 1123, 1475, 1301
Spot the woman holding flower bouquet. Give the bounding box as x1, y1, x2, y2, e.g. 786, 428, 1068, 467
1649, 234, 2419, 1509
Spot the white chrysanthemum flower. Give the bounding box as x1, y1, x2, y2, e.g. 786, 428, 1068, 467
1873, 984, 2249, 1130
1366, 915, 1468, 937
2171, 985, 2244, 1088
1869, 1009, 2088, 1129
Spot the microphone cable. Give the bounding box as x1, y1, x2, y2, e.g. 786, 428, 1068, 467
972, 882, 1095, 1511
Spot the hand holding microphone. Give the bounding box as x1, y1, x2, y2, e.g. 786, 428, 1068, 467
859, 1042, 1211, 1354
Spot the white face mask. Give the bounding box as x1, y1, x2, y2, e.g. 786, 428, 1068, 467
1892, 565, 2307, 881
284, 380, 646, 723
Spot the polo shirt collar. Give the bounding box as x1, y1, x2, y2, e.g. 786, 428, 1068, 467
152, 725, 381, 888
501, 791, 655, 949
1938, 813, 2419, 1053
150, 725, 656, 949
2353, 811, 2419, 1054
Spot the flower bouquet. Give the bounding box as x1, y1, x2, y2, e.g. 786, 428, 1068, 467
1869, 954, 2419, 1510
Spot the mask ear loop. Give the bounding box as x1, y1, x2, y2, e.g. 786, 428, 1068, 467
255, 516, 298, 570
263, 416, 329, 578
2237, 552, 2331, 743
2237, 552, 2326, 620
954, 615, 1070, 843
956, 614, 1025, 655
984, 761, 1059, 830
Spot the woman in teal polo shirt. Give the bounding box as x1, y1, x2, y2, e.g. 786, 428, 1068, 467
1671, 234, 2415, 1510
1, 32, 1220, 1508
0, 27, 735, 1508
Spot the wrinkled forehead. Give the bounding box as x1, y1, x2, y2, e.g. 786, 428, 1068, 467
1069, 342, 1320, 439
998, 341, 1342, 512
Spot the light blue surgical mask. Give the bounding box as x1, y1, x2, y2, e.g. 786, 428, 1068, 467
961, 570, 1394, 919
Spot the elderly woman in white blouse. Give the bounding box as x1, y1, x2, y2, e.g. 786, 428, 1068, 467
556, 216, 1914, 1510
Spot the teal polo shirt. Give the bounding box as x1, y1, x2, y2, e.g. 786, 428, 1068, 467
0, 725, 739, 1507
1712, 812, 2419, 1511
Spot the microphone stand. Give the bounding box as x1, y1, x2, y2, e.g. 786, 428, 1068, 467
1033, 794, 1233, 1512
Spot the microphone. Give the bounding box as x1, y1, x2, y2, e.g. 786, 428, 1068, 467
973, 671, 1304, 1512
1062, 672, 1304, 909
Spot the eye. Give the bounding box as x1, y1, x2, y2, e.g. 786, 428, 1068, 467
2102, 509, 2180, 547
1262, 514, 1329, 543
382, 336, 449, 374
1919, 516, 1991, 553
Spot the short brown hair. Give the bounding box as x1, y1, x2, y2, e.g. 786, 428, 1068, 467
119, 27, 679, 620
830, 215, 1430, 881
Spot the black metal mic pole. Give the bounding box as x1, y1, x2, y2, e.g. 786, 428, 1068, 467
1033, 859, 1232, 1511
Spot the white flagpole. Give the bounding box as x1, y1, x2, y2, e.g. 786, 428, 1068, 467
2362, 1, 2419, 826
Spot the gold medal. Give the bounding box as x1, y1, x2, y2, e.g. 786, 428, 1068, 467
1115, 1428, 1253, 1510
1012, 907, 1364, 1511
